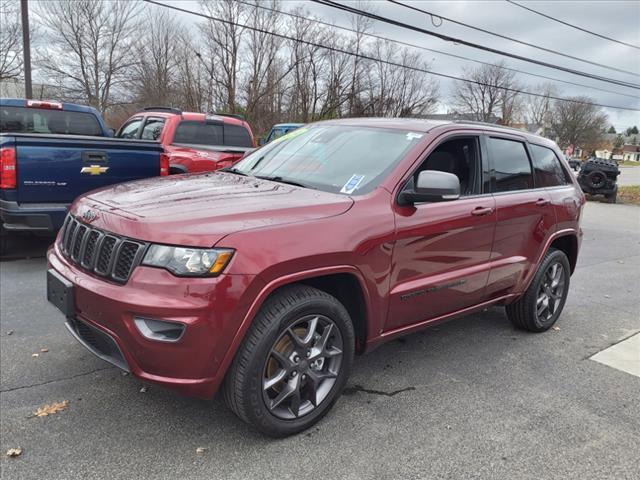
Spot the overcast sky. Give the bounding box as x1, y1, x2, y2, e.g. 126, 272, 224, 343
161, 0, 640, 129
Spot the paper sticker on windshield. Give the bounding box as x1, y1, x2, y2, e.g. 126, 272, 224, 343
340, 174, 365, 194
406, 132, 423, 141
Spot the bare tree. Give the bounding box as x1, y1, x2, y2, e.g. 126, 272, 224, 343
525, 82, 558, 127
199, 0, 245, 113
34, 0, 141, 113
0, 0, 22, 81
364, 40, 439, 117
452, 62, 519, 123
131, 10, 181, 107
551, 97, 608, 153
241, 0, 295, 132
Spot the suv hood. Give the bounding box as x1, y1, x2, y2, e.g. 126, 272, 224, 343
74, 172, 353, 247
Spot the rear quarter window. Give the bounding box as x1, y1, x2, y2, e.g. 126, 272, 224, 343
530, 144, 571, 187
0, 106, 103, 136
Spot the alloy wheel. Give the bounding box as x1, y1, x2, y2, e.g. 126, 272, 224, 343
536, 262, 566, 322
262, 315, 343, 420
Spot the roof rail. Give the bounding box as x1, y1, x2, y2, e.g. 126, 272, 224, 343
214, 112, 246, 121
142, 106, 182, 115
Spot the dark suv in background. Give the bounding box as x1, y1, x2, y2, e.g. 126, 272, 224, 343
47, 119, 584, 436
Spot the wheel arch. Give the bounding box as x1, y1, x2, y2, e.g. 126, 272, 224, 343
169, 164, 188, 174
548, 233, 579, 274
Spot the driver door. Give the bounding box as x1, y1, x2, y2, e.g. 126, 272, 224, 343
385, 134, 496, 332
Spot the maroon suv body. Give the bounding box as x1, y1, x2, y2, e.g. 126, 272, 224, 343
47, 119, 584, 436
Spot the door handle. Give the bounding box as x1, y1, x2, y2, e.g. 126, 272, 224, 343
536, 198, 551, 206
82, 150, 108, 164
471, 207, 493, 216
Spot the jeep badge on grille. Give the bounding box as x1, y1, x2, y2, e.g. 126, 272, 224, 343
82, 210, 98, 222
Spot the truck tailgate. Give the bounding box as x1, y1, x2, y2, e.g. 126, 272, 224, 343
11, 134, 163, 204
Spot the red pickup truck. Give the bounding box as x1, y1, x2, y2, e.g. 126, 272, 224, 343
116, 107, 255, 174
47, 119, 584, 437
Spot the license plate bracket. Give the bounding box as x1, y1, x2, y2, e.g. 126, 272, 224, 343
47, 269, 74, 317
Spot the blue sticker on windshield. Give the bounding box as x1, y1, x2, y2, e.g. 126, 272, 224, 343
340, 174, 365, 194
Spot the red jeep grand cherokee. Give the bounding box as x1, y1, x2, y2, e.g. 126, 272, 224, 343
47, 119, 584, 436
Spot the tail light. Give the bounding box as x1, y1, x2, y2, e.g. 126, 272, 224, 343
26, 100, 63, 110
0, 147, 17, 189
160, 153, 169, 176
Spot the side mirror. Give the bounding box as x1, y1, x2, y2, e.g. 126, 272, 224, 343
258, 137, 266, 146
398, 170, 460, 205
108, 128, 116, 137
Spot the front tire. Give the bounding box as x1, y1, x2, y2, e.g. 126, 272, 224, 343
223, 284, 355, 437
506, 248, 570, 332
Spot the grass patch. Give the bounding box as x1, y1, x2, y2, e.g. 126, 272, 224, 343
618, 186, 640, 205
619, 161, 640, 167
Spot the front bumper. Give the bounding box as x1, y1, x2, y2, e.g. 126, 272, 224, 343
48, 243, 259, 398
0, 198, 68, 231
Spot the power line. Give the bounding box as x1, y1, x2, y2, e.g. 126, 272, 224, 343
233, 0, 640, 101
313, 0, 640, 90
506, 0, 640, 51
142, 0, 639, 112
385, 0, 639, 78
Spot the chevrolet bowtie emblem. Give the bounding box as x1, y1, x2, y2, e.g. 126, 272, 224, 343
81, 165, 109, 175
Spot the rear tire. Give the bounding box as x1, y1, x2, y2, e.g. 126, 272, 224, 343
223, 284, 355, 437
506, 248, 570, 332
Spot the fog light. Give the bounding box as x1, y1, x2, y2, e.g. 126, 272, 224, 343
134, 317, 185, 343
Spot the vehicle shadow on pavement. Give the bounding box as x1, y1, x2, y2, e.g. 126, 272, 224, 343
0, 232, 54, 261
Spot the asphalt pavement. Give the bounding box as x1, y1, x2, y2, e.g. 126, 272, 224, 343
1, 202, 639, 480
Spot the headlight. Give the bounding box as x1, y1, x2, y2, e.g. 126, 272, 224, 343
142, 245, 234, 277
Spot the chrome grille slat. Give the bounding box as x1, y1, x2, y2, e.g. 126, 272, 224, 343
57, 214, 145, 284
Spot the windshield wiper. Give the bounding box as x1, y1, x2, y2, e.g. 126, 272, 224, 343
221, 167, 248, 176
255, 175, 315, 190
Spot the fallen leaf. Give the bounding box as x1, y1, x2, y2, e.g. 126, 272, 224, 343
40, 348, 49, 353
617, 260, 624, 264
196, 447, 207, 453
139, 387, 147, 393
604, 295, 611, 299
552, 326, 561, 331
6, 447, 22, 457
7, 330, 13, 336
33, 400, 69, 417
31, 353, 39, 358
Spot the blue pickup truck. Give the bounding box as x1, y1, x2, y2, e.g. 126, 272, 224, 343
1, 99, 165, 233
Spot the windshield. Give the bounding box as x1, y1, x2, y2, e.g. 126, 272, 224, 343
232, 125, 423, 195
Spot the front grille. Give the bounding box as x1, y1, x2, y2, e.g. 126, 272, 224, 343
59, 214, 145, 284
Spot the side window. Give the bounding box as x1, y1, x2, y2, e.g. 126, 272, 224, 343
118, 118, 142, 139
223, 124, 253, 147
487, 137, 534, 192
413, 137, 480, 196
140, 118, 165, 140
530, 144, 570, 187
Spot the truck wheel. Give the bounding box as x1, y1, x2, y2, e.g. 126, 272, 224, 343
585, 170, 606, 189
223, 284, 355, 437
506, 248, 570, 332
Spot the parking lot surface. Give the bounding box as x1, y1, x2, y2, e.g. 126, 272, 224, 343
1, 202, 639, 480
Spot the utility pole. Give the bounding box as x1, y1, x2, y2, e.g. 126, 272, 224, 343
21, 0, 32, 99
